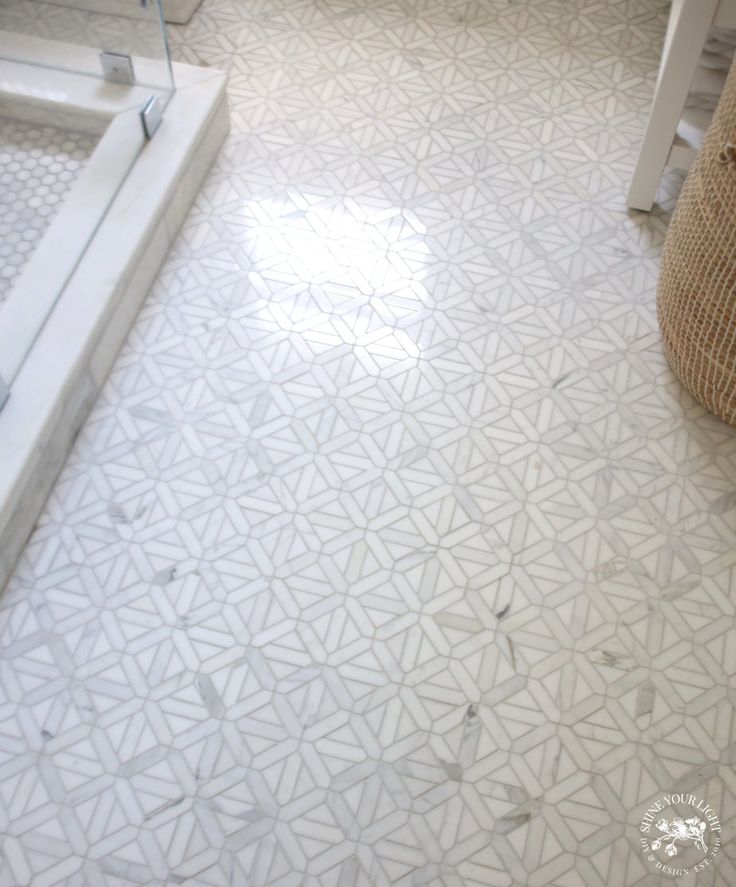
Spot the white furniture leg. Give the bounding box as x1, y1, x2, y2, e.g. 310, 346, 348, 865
627, 0, 719, 211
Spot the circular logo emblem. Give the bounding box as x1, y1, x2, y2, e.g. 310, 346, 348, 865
640, 793, 721, 879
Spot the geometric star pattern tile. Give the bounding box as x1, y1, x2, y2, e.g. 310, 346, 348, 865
2, 0, 736, 885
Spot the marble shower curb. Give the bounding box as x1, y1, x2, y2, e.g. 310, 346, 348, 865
0, 64, 229, 590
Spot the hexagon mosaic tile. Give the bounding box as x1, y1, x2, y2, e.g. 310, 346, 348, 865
2, 0, 736, 886
0, 117, 96, 303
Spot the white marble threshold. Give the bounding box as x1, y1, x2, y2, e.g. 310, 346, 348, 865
0, 52, 229, 589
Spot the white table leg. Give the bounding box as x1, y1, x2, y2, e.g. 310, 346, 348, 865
627, 0, 719, 211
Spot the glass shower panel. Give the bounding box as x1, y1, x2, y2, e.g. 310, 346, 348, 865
0, 0, 172, 398
0, 0, 173, 101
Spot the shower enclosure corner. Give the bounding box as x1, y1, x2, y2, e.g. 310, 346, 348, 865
0, 0, 174, 403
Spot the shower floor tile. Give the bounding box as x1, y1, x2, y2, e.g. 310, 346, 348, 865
0, 117, 96, 302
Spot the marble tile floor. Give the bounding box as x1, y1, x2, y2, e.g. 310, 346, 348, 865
0, 117, 96, 303
2, 0, 736, 885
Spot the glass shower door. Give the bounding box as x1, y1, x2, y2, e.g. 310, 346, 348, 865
0, 0, 173, 404
0, 0, 173, 98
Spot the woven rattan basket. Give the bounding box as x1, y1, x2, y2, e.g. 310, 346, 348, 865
657, 62, 736, 427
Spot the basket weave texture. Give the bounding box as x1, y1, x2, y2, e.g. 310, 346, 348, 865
657, 61, 736, 427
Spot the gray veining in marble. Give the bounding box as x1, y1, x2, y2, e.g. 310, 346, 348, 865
1, 0, 736, 885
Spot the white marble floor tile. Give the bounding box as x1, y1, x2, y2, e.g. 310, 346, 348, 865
3, 0, 736, 885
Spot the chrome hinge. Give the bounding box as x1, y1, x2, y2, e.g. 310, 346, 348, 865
140, 95, 163, 139
0, 375, 9, 412
100, 51, 135, 86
